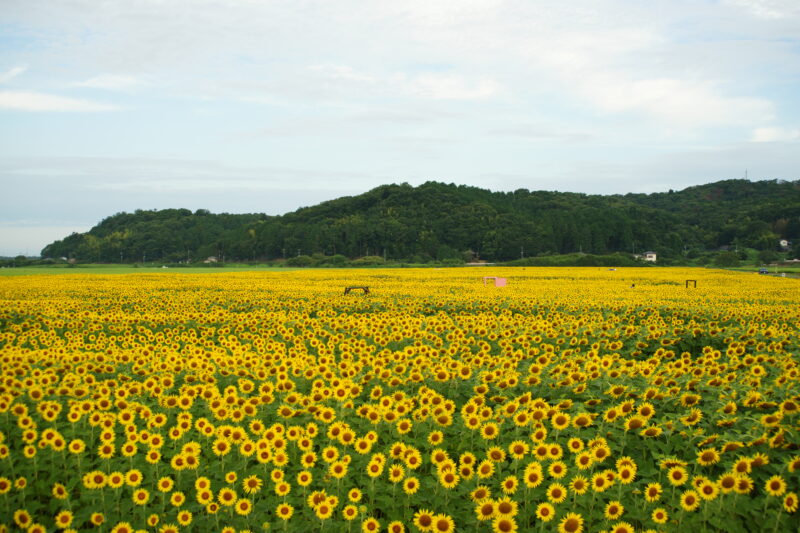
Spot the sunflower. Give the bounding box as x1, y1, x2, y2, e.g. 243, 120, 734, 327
591, 472, 609, 493
644, 482, 662, 502
548, 461, 568, 479
235, 498, 252, 516
430, 514, 455, 533
84, 471, 105, 489
477, 459, 495, 479
696, 448, 720, 466
501, 475, 518, 494
243, 475, 262, 494
551, 412, 571, 430
698, 480, 719, 501
470, 485, 491, 502
342, 504, 359, 521
157, 477, 174, 493
315, 502, 334, 520
734, 475, 754, 495
523, 462, 543, 488
389, 464, 405, 483
275, 503, 294, 521
732, 457, 752, 474
535, 503, 555, 522
13, 510, 32, 529
480, 422, 500, 440
212, 438, 231, 456
567, 437, 584, 454
170, 492, 186, 507
492, 516, 517, 533
495, 497, 518, 518
640, 425, 663, 438
680, 490, 700, 512
508, 440, 529, 460
717, 473, 737, 493
52, 482, 69, 499
608, 522, 634, 533
68, 439, 86, 454
651, 508, 668, 524
132, 488, 150, 506
125, 470, 142, 487
218, 487, 237, 506
413, 509, 435, 531
439, 471, 459, 489
54, 510, 73, 529
575, 452, 593, 470
765, 475, 787, 497
667, 466, 688, 486
329, 461, 348, 479
547, 483, 568, 504
110, 522, 134, 533
343, 488, 361, 503
475, 500, 496, 521
558, 512, 584, 533
388, 521, 405, 533
487, 446, 507, 463
604, 501, 624, 520
403, 477, 419, 496
784, 492, 798, 513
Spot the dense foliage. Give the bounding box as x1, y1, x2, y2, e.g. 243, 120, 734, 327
40, 179, 800, 263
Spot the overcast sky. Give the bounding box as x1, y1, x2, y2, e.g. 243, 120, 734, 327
1, 0, 799, 256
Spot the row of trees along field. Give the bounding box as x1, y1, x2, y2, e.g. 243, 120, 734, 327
41, 179, 800, 263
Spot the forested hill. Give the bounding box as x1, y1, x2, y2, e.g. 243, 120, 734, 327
41, 179, 800, 263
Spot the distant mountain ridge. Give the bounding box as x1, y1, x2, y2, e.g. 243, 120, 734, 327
41, 179, 800, 263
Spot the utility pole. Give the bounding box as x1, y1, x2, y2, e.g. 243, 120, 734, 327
521, 246, 524, 259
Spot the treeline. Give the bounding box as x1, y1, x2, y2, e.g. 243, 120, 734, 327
41, 179, 800, 263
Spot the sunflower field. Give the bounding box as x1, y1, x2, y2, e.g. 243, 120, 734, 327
0, 267, 798, 533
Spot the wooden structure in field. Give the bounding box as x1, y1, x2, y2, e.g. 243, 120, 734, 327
344, 286, 370, 295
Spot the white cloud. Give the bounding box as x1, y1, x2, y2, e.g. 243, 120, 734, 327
403, 73, 499, 100
0, 0, 798, 207
0, 66, 27, 84
72, 74, 143, 90
0, 90, 118, 112
583, 77, 774, 127
725, 0, 800, 20
308, 65, 376, 84
303, 65, 499, 101
751, 127, 800, 142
